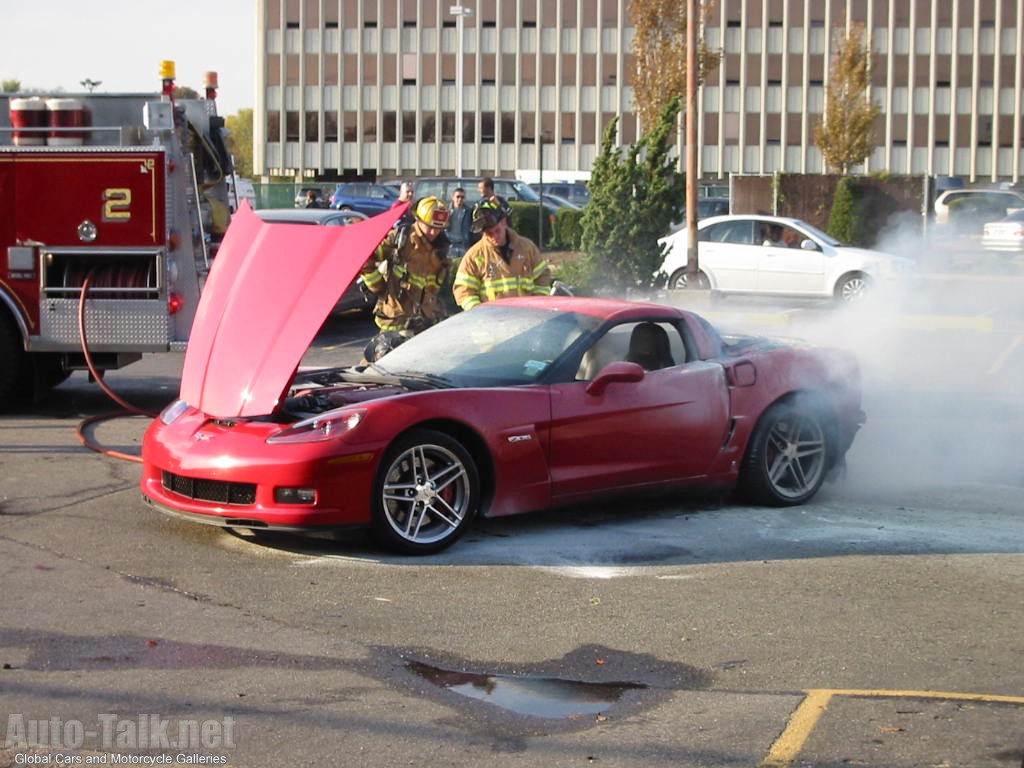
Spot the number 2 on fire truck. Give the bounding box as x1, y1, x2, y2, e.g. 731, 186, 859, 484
103, 188, 132, 221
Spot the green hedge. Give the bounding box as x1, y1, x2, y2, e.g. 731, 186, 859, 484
553, 207, 584, 250
509, 202, 554, 247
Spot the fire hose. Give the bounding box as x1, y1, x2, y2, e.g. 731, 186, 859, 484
74, 267, 160, 464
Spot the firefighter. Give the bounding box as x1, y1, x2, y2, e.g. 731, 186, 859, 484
359, 197, 452, 360
452, 201, 551, 311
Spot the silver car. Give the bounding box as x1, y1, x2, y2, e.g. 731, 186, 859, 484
254, 208, 373, 314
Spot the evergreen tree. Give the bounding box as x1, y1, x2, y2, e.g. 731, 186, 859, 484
580, 98, 683, 291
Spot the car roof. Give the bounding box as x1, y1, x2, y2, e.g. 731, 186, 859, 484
697, 213, 806, 227
937, 188, 1024, 200
255, 208, 369, 224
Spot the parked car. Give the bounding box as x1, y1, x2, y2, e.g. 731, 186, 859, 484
328, 182, 398, 215
671, 196, 731, 230
415, 176, 560, 221
933, 188, 1024, 226
537, 192, 580, 210
658, 214, 919, 302
254, 208, 374, 314
981, 209, 1024, 253
531, 182, 591, 207
140, 205, 864, 555
227, 175, 258, 211
293, 186, 331, 208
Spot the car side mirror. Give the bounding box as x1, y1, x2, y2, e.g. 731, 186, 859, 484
800, 239, 819, 251
585, 361, 645, 396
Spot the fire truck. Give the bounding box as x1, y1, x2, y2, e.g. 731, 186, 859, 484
0, 61, 237, 404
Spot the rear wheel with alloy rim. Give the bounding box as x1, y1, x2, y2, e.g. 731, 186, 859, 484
739, 399, 831, 506
667, 268, 710, 290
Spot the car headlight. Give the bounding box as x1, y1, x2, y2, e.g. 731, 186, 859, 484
267, 410, 365, 444
159, 399, 191, 425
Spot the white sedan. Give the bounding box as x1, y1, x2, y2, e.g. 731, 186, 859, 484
981, 210, 1024, 253
658, 215, 919, 302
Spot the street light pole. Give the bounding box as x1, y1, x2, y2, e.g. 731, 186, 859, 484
450, 4, 472, 176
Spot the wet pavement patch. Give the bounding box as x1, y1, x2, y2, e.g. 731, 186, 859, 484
384, 644, 714, 738
408, 660, 647, 718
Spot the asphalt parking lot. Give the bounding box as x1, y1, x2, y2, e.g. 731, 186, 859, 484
1, 262, 1022, 767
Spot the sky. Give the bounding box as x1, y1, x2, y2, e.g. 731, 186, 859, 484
0, 1, 255, 116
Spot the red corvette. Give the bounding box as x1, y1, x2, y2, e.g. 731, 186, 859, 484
141, 206, 865, 554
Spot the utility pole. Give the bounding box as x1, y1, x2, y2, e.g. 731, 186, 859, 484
685, 0, 699, 285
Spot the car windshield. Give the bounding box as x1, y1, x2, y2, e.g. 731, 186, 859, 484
510, 182, 542, 202
793, 219, 842, 246
374, 305, 601, 386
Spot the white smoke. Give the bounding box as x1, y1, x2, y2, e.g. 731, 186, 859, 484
683, 225, 1024, 494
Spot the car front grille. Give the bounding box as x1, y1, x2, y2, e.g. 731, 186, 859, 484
161, 471, 256, 506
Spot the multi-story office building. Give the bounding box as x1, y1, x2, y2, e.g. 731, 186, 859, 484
255, 0, 1023, 184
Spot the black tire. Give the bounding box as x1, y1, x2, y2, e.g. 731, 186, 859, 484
0, 313, 32, 407
834, 272, 870, 302
667, 268, 710, 290
371, 428, 480, 555
738, 399, 831, 506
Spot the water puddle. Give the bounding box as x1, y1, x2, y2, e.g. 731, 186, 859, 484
408, 660, 647, 718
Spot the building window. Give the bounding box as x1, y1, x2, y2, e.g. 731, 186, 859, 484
402, 53, 418, 85
421, 114, 436, 142
402, 111, 416, 140
285, 111, 300, 141
305, 112, 319, 142
267, 111, 281, 142
382, 112, 397, 142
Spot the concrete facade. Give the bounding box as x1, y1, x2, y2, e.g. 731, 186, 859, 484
255, 0, 1023, 184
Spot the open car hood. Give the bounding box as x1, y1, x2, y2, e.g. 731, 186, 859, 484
179, 203, 405, 418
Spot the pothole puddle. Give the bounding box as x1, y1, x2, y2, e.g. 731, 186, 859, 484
408, 660, 647, 718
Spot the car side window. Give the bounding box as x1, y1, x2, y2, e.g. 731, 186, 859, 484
495, 181, 520, 201
702, 220, 755, 245
575, 321, 688, 380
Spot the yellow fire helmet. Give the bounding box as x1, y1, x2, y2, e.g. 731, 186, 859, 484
414, 196, 450, 229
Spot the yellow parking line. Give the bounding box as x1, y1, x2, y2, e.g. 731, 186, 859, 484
761, 689, 834, 766
760, 688, 1024, 767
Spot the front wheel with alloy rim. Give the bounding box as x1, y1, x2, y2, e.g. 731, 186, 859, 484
738, 399, 831, 506
667, 268, 710, 290
372, 428, 480, 554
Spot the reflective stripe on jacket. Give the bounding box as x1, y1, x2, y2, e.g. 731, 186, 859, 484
361, 225, 449, 330
452, 229, 551, 310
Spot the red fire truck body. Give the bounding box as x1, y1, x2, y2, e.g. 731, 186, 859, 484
0, 77, 234, 404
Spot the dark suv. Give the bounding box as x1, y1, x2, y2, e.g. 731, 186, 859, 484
415, 176, 559, 220
531, 182, 590, 207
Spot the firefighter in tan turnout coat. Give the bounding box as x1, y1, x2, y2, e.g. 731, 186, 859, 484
452, 201, 551, 311
360, 196, 451, 333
